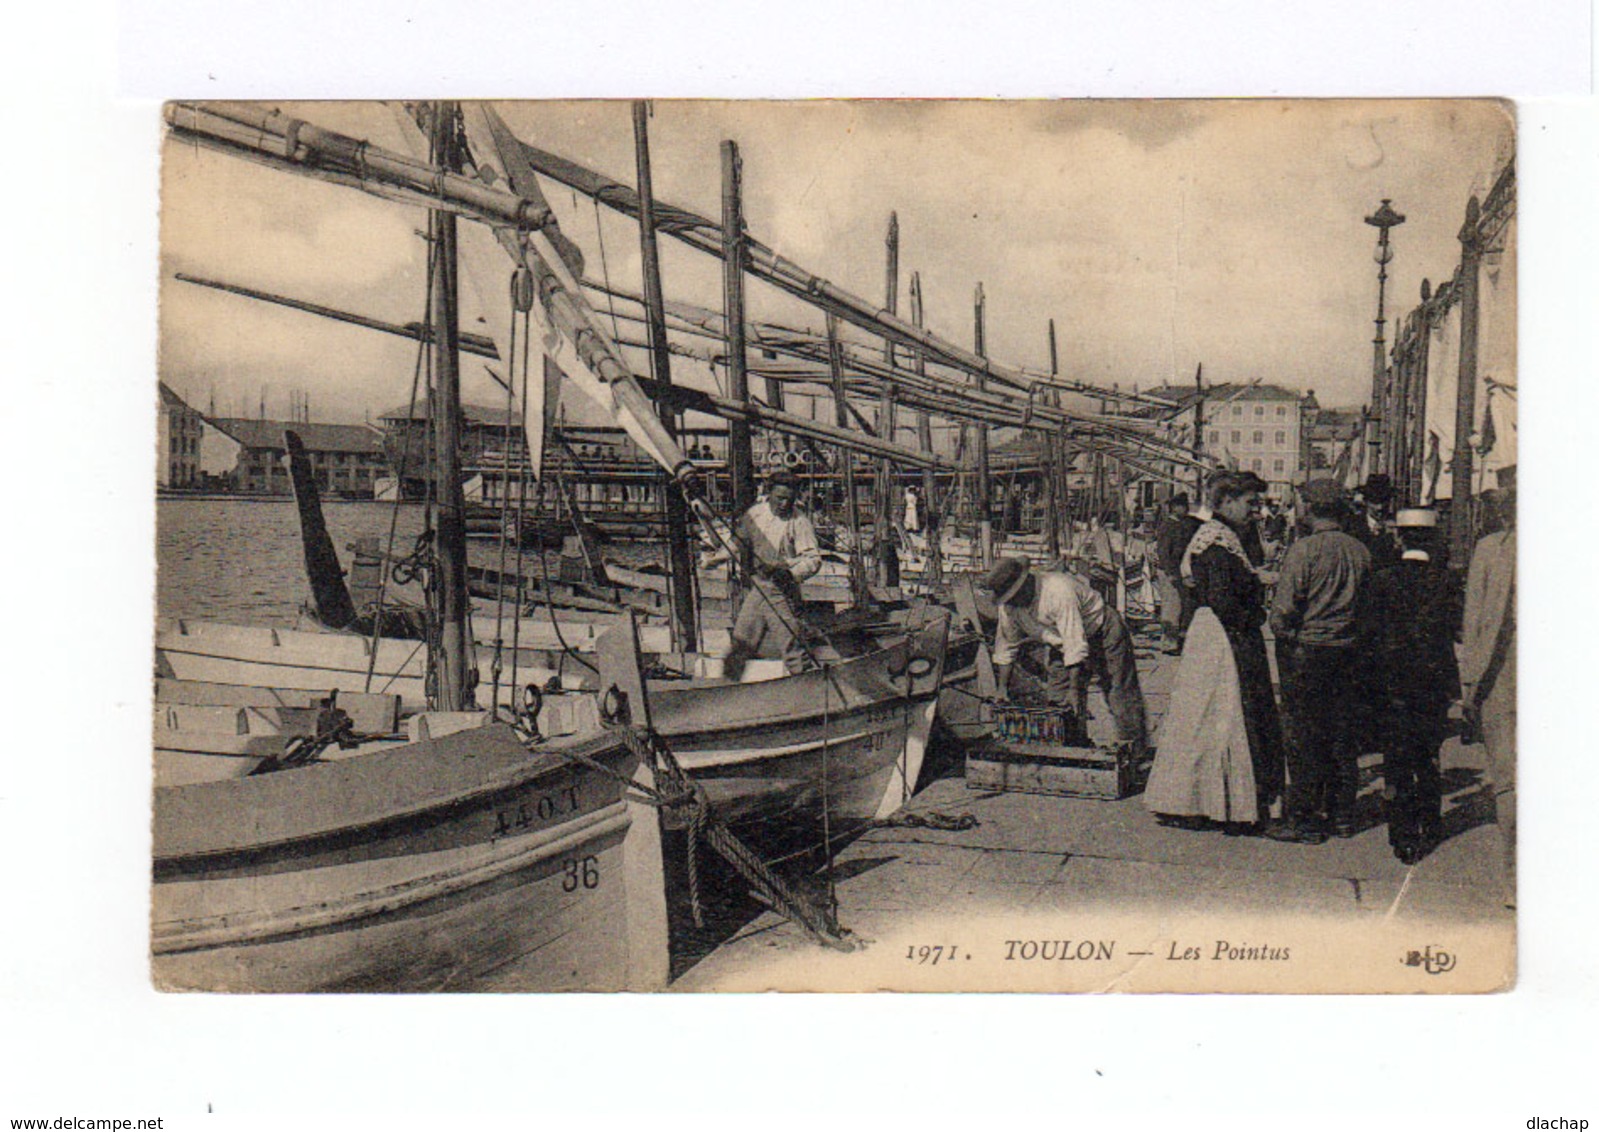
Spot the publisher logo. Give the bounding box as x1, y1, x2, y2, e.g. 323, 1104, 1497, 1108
1401, 944, 1457, 975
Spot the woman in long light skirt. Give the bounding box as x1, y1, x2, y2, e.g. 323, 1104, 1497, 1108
1144, 475, 1285, 831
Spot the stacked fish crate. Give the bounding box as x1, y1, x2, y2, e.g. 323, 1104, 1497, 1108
965, 703, 1141, 800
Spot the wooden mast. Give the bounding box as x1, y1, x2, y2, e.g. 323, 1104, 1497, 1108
428, 101, 472, 711
1044, 320, 1061, 561
910, 273, 941, 584
1114, 438, 1128, 614
721, 141, 757, 592
632, 102, 699, 652
827, 313, 868, 602
877, 212, 901, 588
973, 283, 993, 568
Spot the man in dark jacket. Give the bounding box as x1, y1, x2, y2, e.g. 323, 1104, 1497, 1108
1153, 493, 1197, 654
1353, 473, 1403, 571
1268, 478, 1371, 843
1359, 508, 1462, 864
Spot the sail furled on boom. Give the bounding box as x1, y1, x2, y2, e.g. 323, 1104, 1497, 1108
456, 104, 695, 484
375, 102, 556, 479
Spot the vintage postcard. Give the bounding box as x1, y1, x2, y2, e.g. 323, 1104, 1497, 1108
153, 99, 1515, 993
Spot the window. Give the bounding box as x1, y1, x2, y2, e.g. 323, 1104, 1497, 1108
1253, 431, 1263, 444
1209, 430, 1219, 445
1251, 458, 1263, 471
1276, 406, 1287, 417
1230, 430, 1240, 444
1274, 459, 1285, 474
1275, 431, 1286, 445
1255, 405, 1264, 417
1231, 405, 1242, 418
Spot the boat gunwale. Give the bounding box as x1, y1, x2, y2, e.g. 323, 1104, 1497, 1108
153, 803, 630, 953
647, 613, 950, 734
152, 724, 635, 867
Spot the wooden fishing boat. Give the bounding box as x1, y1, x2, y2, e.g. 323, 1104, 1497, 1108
646, 611, 950, 857
604, 555, 856, 610
162, 101, 982, 962
152, 709, 668, 993
153, 100, 701, 991
153, 615, 736, 709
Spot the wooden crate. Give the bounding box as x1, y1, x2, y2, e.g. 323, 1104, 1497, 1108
966, 739, 1141, 800
991, 704, 1087, 747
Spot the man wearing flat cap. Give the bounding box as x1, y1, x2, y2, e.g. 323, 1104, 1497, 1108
1357, 507, 1461, 864
1268, 477, 1372, 842
979, 557, 1147, 750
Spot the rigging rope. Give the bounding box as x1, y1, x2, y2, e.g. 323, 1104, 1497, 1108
591, 197, 625, 345
503, 719, 852, 949
509, 370, 535, 703
489, 287, 521, 715
364, 235, 437, 693
537, 539, 599, 675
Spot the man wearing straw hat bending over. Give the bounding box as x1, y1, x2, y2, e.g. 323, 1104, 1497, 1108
979, 557, 1148, 752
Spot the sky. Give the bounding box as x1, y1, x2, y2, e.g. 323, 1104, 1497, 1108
159, 99, 1514, 426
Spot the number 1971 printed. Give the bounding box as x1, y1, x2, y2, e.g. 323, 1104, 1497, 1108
906, 944, 963, 965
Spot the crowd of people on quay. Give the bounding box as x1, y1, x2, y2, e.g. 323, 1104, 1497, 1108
980, 469, 1516, 900
714, 462, 1515, 899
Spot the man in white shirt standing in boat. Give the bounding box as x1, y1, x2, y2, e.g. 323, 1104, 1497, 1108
980, 557, 1148, 751
719, 470, 823, 678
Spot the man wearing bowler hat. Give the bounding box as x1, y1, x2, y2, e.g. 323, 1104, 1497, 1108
979, 557, 1147, 750
1358, 508, 1461, 864
1354, 473, 1403, 570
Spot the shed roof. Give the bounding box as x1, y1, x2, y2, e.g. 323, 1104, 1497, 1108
209, 418, 387, 454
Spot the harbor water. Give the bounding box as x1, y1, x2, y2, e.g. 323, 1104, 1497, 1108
157, 497, 667, 625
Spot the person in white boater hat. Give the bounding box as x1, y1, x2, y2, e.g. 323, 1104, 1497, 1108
1356, 507, 1461, 865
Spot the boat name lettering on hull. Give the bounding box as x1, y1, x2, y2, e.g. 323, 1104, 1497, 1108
493, 782, 583, 837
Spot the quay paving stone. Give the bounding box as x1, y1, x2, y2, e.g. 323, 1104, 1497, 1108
1353, 873, 1511, 924
1028, 855, 1360, 917
945, 877, 1056, 914
961, 846, 1073, 885
826, 845, 980, 912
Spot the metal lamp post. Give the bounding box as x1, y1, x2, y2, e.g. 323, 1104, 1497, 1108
1364, 199, 1405, 474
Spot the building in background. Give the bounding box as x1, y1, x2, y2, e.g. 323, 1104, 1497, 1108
157, 383, 205, 489
1141, 382, 1307, 501
1300, 394, 1365, 474
207, 418, 389, 496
